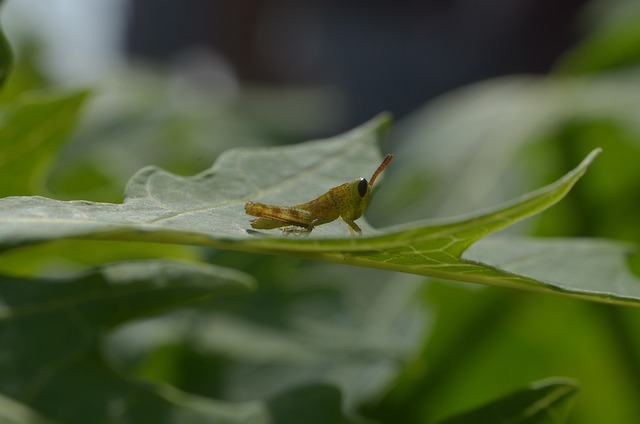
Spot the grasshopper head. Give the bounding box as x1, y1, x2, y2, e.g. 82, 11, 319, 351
343, 154, 393, 220
344, 177, 371, 220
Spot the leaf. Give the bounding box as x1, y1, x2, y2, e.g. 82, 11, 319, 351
555, 12, 640, 74
0, 114, 629, 304
0, 113, 388, 246
0, 90, 89, 196
0, 7, 11, 89
119, 263, 427, 410
437, 378, 578, 424
379, 73, 640, 228
0, 257, 375, 424
267, 384, 363, 424
0, 239, 201, 277
0, 259, 266, 423
464, 237, 640, 304
0, 393, 56, 424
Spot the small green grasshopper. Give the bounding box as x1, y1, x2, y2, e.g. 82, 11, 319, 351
245, 154, 393, 235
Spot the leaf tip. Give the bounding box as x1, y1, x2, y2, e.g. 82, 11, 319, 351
585, 147, 603, 164
569, 147, 602, 181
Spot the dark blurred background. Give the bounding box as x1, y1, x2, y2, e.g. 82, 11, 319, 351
126, 0, 588, 128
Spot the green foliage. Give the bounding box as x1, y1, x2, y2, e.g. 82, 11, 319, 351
3, 4, 640, 423
0, 261, 257, 424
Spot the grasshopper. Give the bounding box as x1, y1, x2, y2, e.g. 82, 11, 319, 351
245, 154, 393, 235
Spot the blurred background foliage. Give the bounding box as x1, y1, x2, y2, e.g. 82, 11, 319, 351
2, 0, 640, 422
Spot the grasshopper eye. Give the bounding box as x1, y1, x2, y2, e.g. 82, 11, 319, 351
357, 178, 368, 197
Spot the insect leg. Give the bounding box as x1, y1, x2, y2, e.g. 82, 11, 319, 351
281, 225, 314, 235
341, 218, 362, 235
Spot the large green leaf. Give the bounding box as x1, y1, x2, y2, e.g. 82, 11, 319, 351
0, 114, 634, 304
437, 378, 578, 424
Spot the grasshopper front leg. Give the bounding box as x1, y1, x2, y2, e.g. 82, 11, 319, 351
341, 218, 362, 235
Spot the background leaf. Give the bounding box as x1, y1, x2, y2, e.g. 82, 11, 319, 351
267, 384, 364, 424
0, 259, 264, 423
0, 2, 11, 89
437, 378, 578, 424
555, 6, 640, 74
0, 90, 89, 197
0, 393, 56, 424
104, 254, 426, 415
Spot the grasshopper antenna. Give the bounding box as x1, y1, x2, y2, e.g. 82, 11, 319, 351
368, 154, 393, 187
